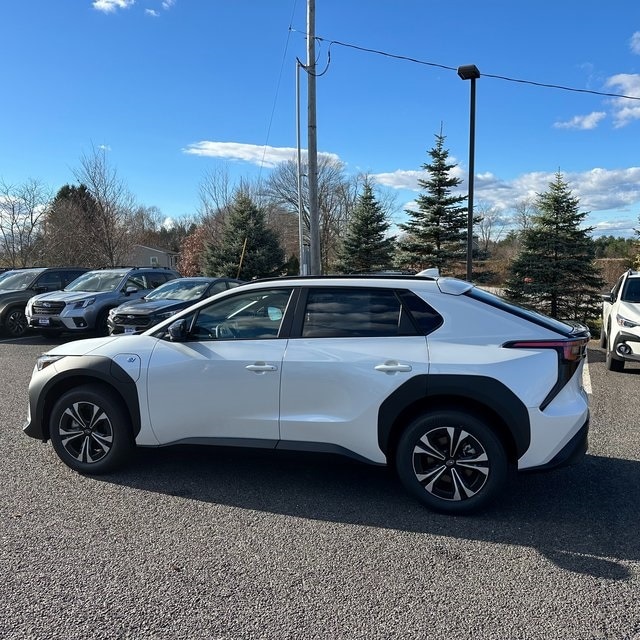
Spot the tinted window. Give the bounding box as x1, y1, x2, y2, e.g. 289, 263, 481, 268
397, 290, 443, 334
301, 288, 411, 338
34, 271, 63, 291
208, 281, 228, 295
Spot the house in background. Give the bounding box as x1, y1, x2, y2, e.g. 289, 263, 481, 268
128, 245, 180, 270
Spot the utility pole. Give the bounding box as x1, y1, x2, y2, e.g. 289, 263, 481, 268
306, 0, 321, 274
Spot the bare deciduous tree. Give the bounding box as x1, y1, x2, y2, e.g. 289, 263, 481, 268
0, 178, 51, 267
74, 146, 137, 266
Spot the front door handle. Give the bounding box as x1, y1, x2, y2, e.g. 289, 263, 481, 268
246, 363, 278, 373
375, 361, 413, 374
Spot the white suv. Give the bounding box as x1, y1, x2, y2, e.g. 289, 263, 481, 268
600, 269, 640, 371
23, 274, 590, 514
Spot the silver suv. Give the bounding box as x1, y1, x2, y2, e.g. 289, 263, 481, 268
26, 267, 179, 336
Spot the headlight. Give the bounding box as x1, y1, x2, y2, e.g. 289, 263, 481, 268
156, 310, 178, 320
616, 313, 640, 329
36, 354, 66, 371
72, 297, 96, 309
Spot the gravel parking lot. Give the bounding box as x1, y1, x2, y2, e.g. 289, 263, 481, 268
0, 336, 639, 640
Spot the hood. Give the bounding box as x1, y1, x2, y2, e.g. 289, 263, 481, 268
33, 290, 110, 304
114, 298, 187, 315
45, 336, 123, 357
618, 301, 640, 323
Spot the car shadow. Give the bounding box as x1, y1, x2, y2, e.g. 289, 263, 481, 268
99, 446, 639, 581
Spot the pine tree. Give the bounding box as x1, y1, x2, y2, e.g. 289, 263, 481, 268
204, 192, 284, 279
397, 132, 468, 275
336, 181, 395, 273
505, 172, 604, 322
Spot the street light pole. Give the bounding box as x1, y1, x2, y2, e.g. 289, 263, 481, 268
457, 64, 480, 282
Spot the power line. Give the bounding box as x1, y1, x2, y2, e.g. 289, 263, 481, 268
300, 32, 640, 102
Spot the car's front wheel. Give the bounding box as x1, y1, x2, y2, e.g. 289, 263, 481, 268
49, 384, 134, 474
605, 336, 625, 372
395, 410, 508, 514
4, 306, 28, 337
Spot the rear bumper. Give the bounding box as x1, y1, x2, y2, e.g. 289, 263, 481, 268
521, 415, 589, 472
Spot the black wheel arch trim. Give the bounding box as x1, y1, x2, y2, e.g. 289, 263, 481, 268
24, 355, 141, 442
377, 374, 531, 461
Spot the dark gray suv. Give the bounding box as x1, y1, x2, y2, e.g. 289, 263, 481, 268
0, 267, 89, 338
25, 267, 179, 336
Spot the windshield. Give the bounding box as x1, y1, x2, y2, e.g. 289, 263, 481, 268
0, 270, 41, 291
65, 271, 125, 293
621, 278, 640, 303
146, 279, 209, 301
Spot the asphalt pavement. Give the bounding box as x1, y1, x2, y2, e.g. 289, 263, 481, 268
0, 336, 638, 640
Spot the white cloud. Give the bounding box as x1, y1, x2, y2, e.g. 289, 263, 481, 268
605, 74, 640, 127
145, 9, 159, 17
92, 0, 135, 13
162, 0, 175, 9
631, 31, 640, 54
182, 141, 339, 167
553, 112, 606, 130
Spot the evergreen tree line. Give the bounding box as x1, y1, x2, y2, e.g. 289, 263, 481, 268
2, 138, 638, 328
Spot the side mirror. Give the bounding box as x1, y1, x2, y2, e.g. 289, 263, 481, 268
601, 293, 613, 303
125, 286, 138, 296
168, 318, 187, 342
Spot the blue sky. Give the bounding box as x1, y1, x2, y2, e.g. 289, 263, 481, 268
2, 0, 640, 237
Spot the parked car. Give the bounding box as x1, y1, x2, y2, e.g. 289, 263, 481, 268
0, 267, 89, 338
26, 267, 180, 337
600, 269, 640, 371
24, 273, 590, 514
108, 277, 245, 335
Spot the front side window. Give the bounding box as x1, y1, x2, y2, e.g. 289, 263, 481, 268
35, 272, 63, 291
190, 288, 293, 340
301, 288, 415, 338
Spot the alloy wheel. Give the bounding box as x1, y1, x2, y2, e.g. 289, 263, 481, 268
412, 426, 490, 502
57, 400, 114, 464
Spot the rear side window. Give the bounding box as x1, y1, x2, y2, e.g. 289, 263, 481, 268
301, 288, 419, 338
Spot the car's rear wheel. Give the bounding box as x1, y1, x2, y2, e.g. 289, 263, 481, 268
4, 307, 28, 338
396, 410, 508, 514
49, 384, 134, 474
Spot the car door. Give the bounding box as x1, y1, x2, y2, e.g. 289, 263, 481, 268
279, 287, 431, 464
146, 286, 295, 445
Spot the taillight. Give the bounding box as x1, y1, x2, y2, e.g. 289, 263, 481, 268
503, 338, 588, 362
503, 337, 589, 410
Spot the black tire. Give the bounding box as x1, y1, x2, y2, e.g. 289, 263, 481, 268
395, 410, 508, 514
4, 306, 28, 338
49, 384, 134, 474
598, 327, 606, 348
95, 309, 110, 337
605, 336, 625, 372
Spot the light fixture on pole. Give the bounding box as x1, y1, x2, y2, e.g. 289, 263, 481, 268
457, 64, 480, 282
